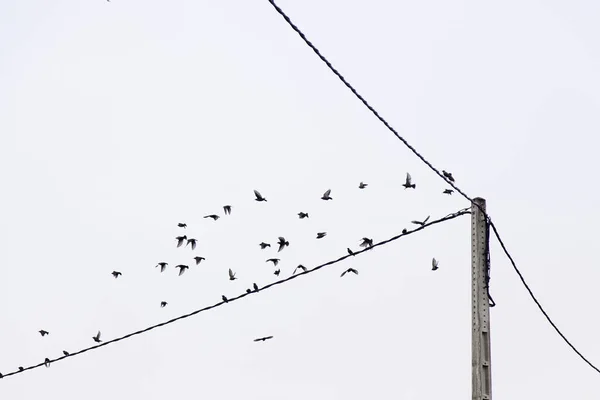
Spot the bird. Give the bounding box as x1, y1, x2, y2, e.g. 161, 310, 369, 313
402, 228, 408, 234
359, 182, 368, 189
92, 331, 102, 343
186, 238, 197, 250
62, 351, 69, 357
443, 189, 454, 195
204, 215, 219, 221
402, 173, 416, 189
111, 271, 122, 278
316, 232, 327, 239
223, 205, 232, 215
39, 330, 49, 337
228, 268, 237, 281
266, 258, 280, 266
222, 295, 228, 303
274, 269, 280, 276
294, 264, 307, 274
347, 248, 355, 256
359, 237, 374, 248
253, 283, 259, 292
0, 372, 3, 378
442, 170, 455, 182
432, 258, 439, 271
259, 242, 271, 249
411, 216, 431, 226
341, 268, 359, 277
246, 289, 251, 294
176, 235, 187, 247
160, 301, 168, 308
254, 336, 274, 342
298, 212, 309, 219
193, 256, 205, 265
156, 262, 168, 272
277, 237, 289, 252
321, 189, 333, 200
254, 190, 267, 202
177, 223, 187, 228
18, 367, 24, 372
44, 358, 50, 368
175, 265, 189, 276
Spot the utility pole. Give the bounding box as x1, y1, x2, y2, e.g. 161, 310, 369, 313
472, 197, 492, 400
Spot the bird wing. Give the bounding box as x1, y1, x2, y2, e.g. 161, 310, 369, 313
254, 190, 262, 199
278, 242, 285, 252
96, 331, 101, 340
411, 220, 421, 225
229, 268, 234, 279
340, 270, 347, 277
191, 242, 196, 250
352, 269, 359, 275
323, 189, 331, 197
432, 258, 438, 267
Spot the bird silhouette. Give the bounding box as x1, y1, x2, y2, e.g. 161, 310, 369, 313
18, 367, 24, 372
246, 289, 251, 293
402, 228, 408, 234
176, 235, 187, 247
177, 223, 187, 228
44, 358, 50, 368
347, 248, 355, 256
156, 262, 168, 272
39, 330, 49, 337
341, 268, 359, 277
204, 215, 219, 221
259, 242, 271, 249
223, 205, 232, 215
359, 237, 374, 248
321, 189, 333, 200
432, 258, 439, 271
253, 283, 259, 292
359, 182, 368, 189
112, 271, 122, 278
274, 269, 280, 276
316, 232, 327, 239
411, 216, 430, 226
402, 173, 416, 189
442, 170, 455, 182
63, 351, 69, 357
228, 268, 237, 281
294, 265, 307, 274
266, 258, 280, 266
443, 189, 454, 195
222, 295, 228, 303
186, 238, 197, 250
298, 212, 309, 219
92, 331, 102, 343
193, 256, 205, 265
254, 336, 274, 342
175, 265, 189, 276
160, 301, 168, 308
277, 237, 289, 252
254, 190, 267, 202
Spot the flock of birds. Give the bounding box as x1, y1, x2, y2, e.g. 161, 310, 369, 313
3, 171, 456, 377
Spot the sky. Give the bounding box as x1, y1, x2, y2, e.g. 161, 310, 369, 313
1, 0, 599, 398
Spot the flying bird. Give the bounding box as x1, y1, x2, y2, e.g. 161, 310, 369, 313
204, 215, 219, 221
228, 268, 237, 281
432, 258, 439, 271
402, 173, 416, 189
156, 262, 168, 272
321, 189, 333, 200
359, 238, 374, 248
411, 216, 431, 226
223, 205, 232, 215
177, 223, 187, 228
92, 331, 102, 343
193, 256, 205, 265
359, 182, 368, 189
266, 258, 280, 266
259, 242, 271, 249
347, 248, 355, 256
254, 190, 267, 202
39, 330, 49, 337
277, 237, 289, 252
254, 336, 274, 342
175, 265, 189, 276
62, 351, 69, 357
111, 271, 122, 278
443, 189, 454, 195
44, 358, 50, 368
274, 269, 280, 276
294, 265, 307, 274
253, 283, 259, 292
186, 238, 197, 250
160, 301, 168, 308
341, 268, 359, 277
442, 170, 455, 182
298, 212, 309, 219
176, 235, 187, 247
316, 232, 327, 239
222, 295, 228, 303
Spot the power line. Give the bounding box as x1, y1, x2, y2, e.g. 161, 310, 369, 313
0, 208, 469, 380
265, 0, 600, 375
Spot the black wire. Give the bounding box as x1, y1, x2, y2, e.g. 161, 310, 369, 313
0, 209, 469, 380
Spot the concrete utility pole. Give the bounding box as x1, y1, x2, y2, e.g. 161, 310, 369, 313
472, 197, 492, 400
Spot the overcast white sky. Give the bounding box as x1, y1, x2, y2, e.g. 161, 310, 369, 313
1, 0, 600, 398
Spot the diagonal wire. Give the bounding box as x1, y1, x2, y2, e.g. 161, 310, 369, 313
0, 209, 470, 380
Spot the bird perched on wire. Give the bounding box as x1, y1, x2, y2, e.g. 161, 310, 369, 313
298, 212, 309, 219
18, 367, 24, 372
443, 189, 454, 195
266, 258, 280, 266
442, 170, 455, 182
341, 268, 359, 277
228, 268, 237, 281
62, 351, 69, 357
321, 189, 333, 200
254, 190, 267, 202
160, 301, 168, 308
274, 269, 280, 276
111, 271, 122, 278
204, 215, 219, 221
44, 358, 50, 368
186, 238, 197, 250
177, 223, 187, 228
39, 330, 49, 337
411, 216, 430, 226
156, 262, 168, 272
402, 173, 416, 189
402, 228, 408, 234
259, 242, 271, 249
222, 295, 229, 303
223, 205, 232, 215
277, 237, 289, 252
254, 336, 273, 342
359, 237, 374, 248
316, 232, 327, 239
359, 182, 368, 189
176, 235, 187, 248
432, 258, 439, 271
253, 283, 259, 292
347, 248, 355, 256
92, 331, 102, 343
193, 256, 205, 265
175, 265, 189, 276
294, 265, 307, 274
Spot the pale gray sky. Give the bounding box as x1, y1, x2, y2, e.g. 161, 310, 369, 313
1, 0, 599, 398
